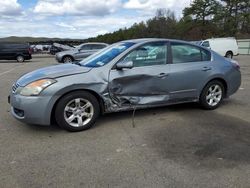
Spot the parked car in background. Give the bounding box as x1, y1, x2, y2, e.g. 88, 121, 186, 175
200, 38, 238, 58
49, 43, 75, 55
31, 44, 51, 54
55, 42, 108, 63
9, 38, 241, 132
0, 43, 32, 62
49, 45, 64, 55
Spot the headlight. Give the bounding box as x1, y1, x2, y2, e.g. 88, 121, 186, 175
20, 79, 56, 96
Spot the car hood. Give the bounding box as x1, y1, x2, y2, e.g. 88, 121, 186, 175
16, 63, 91, 86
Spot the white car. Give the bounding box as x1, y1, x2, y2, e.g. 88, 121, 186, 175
200, 38, 239, 58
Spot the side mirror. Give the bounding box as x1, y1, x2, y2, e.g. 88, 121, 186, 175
116, 61, 133, 70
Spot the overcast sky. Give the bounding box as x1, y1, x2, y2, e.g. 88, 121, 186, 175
0, 0, 191, 39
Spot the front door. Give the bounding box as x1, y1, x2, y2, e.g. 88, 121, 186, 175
108, 41, 171, 107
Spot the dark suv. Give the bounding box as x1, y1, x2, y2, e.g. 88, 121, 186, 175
0, 43, 32, 62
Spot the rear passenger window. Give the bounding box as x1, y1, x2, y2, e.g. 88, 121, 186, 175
171, 43, 211, 64
94, 44, 107, 49
81, 45, 92, 50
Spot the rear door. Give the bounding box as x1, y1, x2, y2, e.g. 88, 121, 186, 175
108, 41, 172, 106
168, 42, 212, 101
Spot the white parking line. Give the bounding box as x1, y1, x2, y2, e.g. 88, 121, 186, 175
0, 65, 23, 77
239, 87, 244, 90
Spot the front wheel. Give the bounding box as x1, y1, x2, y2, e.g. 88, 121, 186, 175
62, 56, 73, 63
55, 91, 100, 132
200, 80, 225, 110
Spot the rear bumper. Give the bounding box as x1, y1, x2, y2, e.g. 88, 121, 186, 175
55, 54, 63, 63
226, 69, 241, 97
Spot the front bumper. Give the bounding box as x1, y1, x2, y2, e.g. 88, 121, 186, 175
9, 93, 52, 126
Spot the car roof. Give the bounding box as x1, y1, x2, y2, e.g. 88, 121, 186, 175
0, 42, 29, 45
120, 38, 194, 44
119, 38, 212, 54
82, 42, 108, 45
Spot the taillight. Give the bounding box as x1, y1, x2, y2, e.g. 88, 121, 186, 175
231, 59, 240, 69
28, 48, 32, 54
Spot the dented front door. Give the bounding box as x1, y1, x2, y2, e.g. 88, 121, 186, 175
108, 42, 171, 107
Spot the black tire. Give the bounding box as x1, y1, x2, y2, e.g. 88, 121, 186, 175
62, 56, 73, 63
225, 51, 233, 59
16, 55, 24, 62
55, 91, 100, 132
199, 80, 225, 110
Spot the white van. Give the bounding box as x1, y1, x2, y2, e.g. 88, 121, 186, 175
200, 38, 238, 58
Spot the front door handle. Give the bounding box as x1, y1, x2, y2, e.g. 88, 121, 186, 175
202, 67, 212, 71
157, 73, 169, 78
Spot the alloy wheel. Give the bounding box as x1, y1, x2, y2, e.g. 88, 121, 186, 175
63, 57, 73, 63
206, 84, 223, 106
64, 98, 94, 127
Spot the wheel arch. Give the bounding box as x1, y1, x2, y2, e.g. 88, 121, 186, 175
50, 89, 105, 125
15, 53, 24, 58
225, 50, 233, 56
203, 77, 228, 97
62, 55, 74, 61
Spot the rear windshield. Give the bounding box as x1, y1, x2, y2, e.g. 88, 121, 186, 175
80, 42, 135, 67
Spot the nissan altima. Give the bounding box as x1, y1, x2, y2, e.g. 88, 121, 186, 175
9, 38, 241, 131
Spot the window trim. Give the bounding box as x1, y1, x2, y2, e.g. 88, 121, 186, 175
169, 42, 211, 64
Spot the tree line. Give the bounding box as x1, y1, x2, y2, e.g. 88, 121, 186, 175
87, 0, 249, 44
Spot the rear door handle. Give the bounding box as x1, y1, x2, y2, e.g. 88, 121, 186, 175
202, 67, 212, 71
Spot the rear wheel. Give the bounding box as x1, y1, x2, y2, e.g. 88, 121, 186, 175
55, 91, 100, 132
16, 55, 24, 62
62, 56, 73, 63
225, 51, 233, 59
200, 80, 225, 110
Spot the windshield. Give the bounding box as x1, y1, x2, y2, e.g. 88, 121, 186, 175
80, 42, 135, 67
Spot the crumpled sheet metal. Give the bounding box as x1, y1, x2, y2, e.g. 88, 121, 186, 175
104, 74, 170, 111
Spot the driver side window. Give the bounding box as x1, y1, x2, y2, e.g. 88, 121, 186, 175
122, 42, 167, 67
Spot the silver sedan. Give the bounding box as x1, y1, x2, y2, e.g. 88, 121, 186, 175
55, 42, 108, 63
9, 38, 241, 132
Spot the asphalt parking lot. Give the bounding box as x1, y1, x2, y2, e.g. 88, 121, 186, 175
0, 55, 250, 188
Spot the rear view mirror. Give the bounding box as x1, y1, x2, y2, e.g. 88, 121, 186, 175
116, 61, 133, 70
